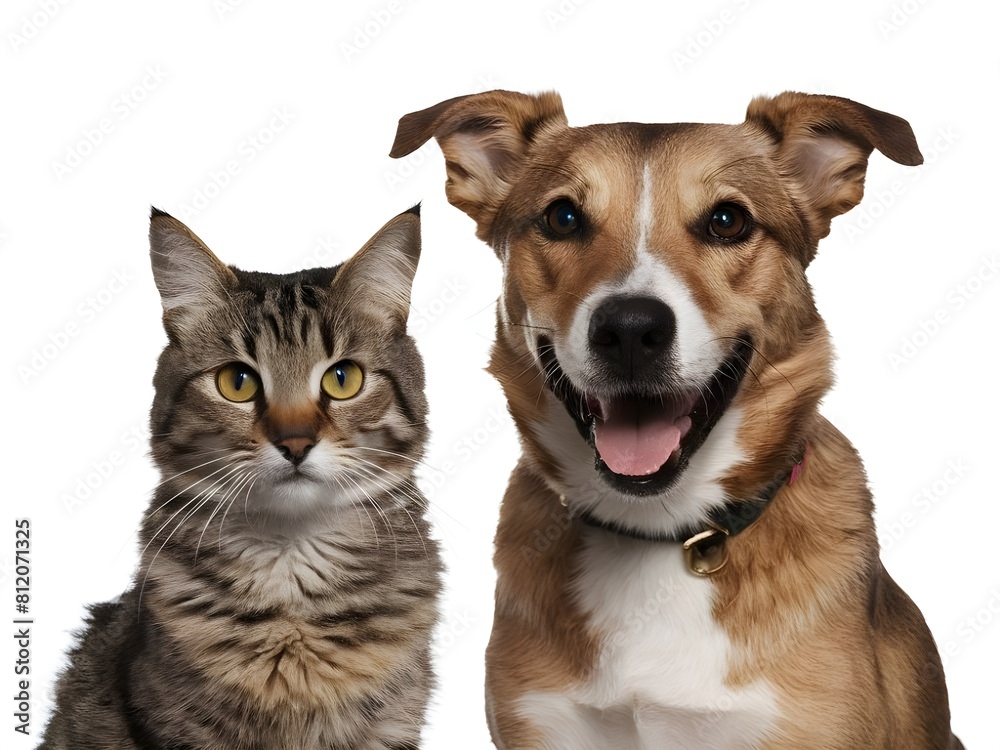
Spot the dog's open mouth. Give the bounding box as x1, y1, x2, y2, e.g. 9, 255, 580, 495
539, 337, 753, 496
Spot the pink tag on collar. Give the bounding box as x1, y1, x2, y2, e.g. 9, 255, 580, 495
788, 443, 810, 485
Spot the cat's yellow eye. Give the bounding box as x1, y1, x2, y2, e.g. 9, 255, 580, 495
322, 360, 363, 400
216, 363, 261, 403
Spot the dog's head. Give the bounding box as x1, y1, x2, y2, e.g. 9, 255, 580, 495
392, 91, 921, 535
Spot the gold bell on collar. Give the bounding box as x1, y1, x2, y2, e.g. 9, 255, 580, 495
683, 528, 729, 576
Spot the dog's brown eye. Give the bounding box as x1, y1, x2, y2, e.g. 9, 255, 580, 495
545, 199, 581, 237
708, 204, 749, 241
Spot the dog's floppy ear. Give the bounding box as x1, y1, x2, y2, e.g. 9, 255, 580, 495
390, 90, 568, 244
745, 92, 923, 248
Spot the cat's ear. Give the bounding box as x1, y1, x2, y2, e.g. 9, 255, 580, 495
338, 206, 421, 323
149, 208, 237, 317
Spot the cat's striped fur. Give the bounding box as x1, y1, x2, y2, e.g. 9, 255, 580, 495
40, 207, 442, 750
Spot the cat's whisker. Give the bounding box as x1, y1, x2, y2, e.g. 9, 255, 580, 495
144, 454, 242, 518
140, 462, 244, 558
354, 464, 431, 559
343, 450, 463, 535
154, 466, 245, 562
343, 466, 415, 559
344, 470, 400, 559
343, 461, 427, 558
222, 471, 259, 550
347, 457, 472, 530
196, 469, 254, 560
350, 445, 425, 466
136, 493, 204, 611
344, 448, 447, 511
178, 495, 220, 564
142, 464, 246, 588
345, 457, 428, 512
327, 471, 382, 550
155, 448, 236, 481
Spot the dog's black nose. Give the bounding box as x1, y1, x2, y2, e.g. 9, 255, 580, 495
588, 296, 675, 378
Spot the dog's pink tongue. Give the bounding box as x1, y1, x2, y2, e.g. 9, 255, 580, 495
594, 399, 691, 477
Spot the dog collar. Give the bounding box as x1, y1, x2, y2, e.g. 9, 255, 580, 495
574, 445, 809, 576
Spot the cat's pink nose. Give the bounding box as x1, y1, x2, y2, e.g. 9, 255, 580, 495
275, 435, 316, 466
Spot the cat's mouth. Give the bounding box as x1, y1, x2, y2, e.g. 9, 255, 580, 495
537, 336, 752, 496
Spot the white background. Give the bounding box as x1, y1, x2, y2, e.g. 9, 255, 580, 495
2, 0, 998, 747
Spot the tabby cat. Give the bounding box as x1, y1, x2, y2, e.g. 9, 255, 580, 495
40, 206, 442, 750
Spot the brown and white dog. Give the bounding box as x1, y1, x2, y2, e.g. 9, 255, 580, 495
391, 91, 962, 749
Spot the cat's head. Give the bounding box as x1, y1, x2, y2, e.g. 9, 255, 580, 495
147, 206, 426, 524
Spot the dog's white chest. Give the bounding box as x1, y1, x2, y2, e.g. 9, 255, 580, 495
516, 537, 779, 749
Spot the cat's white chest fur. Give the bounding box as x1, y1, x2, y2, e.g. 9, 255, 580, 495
227, 525, 364, 605
244, 537, 331, 603
515, 536, 779, 749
